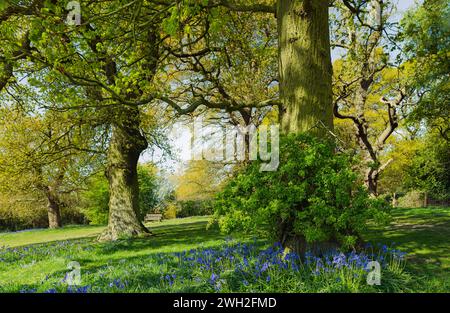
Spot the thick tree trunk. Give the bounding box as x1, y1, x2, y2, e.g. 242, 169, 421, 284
278, 218, 339, 256
365, 168, 379, 196
364, 157, 393, 196
45, 187, 62, 229
278, 0, 333, 137
98, 106, 150, 241
276, 0, 335, 254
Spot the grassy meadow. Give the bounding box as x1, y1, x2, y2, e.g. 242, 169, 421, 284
0, 207, 448, 293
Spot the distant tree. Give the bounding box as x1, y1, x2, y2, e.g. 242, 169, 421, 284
137, 163, 160, 220
332, 0, 412, 195
0, 108, 102, 228
403, 133, 450, 200
81, 172, 109, 225
400, 0, 450, 141
377, 137, 424, 196
160, 9, 278, 158
175, 160, 225, 202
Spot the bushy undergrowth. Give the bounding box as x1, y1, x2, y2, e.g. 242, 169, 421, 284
215, 134, 391, 249
0, 203, 85, 232
0, 239, 411, 293
176, 200, 214, 218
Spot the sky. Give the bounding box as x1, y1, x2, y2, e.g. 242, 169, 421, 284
392, 0, 423, 25
142, 0, 421, 174
396, 0, 420, 16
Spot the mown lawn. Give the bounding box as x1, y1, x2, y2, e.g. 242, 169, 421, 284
0, 208, 448, 293
364, 206, 450, 292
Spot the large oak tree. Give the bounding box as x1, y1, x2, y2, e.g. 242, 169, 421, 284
0, 0, 168, 240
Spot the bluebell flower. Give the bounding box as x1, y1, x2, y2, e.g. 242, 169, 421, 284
210, 273, 219, 285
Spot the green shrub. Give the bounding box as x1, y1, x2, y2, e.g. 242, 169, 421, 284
214, 134, 390, 250
397, 190, 425, 208
0, 192, 86, 231
163, 202, 177, 219
176, 200, 214, 218
0, 196, 48, 231
80, 173, 110, 225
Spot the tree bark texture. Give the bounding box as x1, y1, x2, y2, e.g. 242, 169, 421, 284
278, 0, 333, 137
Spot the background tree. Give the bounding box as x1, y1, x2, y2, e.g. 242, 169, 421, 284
403, 133, 450, 201
377, 136, 423, 198
0, 107, 102, 228
331, 0, 411, 195
175, 160, 225, 201
137, 163, 161, 220
399, 0, 450, 141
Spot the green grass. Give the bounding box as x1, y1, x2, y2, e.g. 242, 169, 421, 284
364, 206, 450, 292
0, 216, 238, 292
0, 208, 448, 293
0, 225, 105, 248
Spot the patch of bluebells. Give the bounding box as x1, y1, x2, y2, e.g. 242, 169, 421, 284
108, 278, 128, 290
163, 274, 177, 287
19, 285, 92, 293
0, 239, 92, 265
158, 240, 407, 292
3, 238, 407, 293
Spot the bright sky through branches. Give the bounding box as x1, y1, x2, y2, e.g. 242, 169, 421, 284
142, 0, 420, 173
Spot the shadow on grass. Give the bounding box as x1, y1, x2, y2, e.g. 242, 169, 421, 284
365, 207, 450, 289
1, 219, 238, 292
96, 221, 225, 254
5, 208, 450, 292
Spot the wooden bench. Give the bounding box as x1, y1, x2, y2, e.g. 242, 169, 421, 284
144, 213, 163, 223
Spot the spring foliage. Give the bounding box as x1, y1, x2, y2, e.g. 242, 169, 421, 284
214, 134, 390, 249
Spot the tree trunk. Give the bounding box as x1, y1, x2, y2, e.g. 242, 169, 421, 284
278, 0, 333, 137
278, 218, 340, 256
98, 106, 150, 241
423, 192, 428, 208
276, 0, 334, 254
365, 168, 379, 196
364, 157, 394, 196
45, 187, 62, 229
